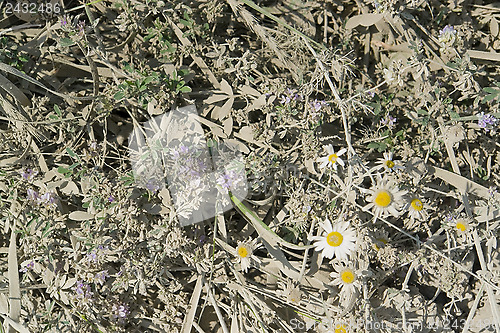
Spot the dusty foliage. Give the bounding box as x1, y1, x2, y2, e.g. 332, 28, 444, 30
1, 0, 500, 332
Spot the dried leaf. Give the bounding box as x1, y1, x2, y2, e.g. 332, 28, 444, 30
205, 94, 229, 104
491, 18, 499, 38
220, 79, 233, 96
68, 211, 95, 221
8, 231, 21, 332
345, 13, 384, 29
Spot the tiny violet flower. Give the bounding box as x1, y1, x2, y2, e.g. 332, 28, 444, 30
108, 195, 115, 202
111, 303, 130, 324
27, 188, 39, 202
19, 260, 35, 273
73, 280, 93, 304
38, 192, 57, 208
20, 168, 38, 181
380, 115, 397, 128
438, 25, 457, 48
280, 94, 291, 105
94, 270, 109, 286
309, 99, 327, 112
477, 112, 498, 132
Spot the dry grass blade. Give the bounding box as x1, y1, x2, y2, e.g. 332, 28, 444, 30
0, 73, 30, 107
182, 275, 203, 333
0, 314, 30, 333
0, 63, 95, 101
7, 231, 21, 333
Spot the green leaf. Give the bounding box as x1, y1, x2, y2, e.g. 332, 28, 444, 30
179, 85, 192, 93
59, 38, 75, 47
54, 104, 62, 118
57, 166, 71, 174
114, 91, 125, 100
229, 193, 311, 251
66, 147, 76, 158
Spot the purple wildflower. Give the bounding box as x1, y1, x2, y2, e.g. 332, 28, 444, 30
38, 192, 57, 208
309, 99, 327, 112
94, 270, 109, 286
111, 303, 130, 324
19, 260, 35, 273
145, 178, 161, 193
438, 25, 457, 47
477, 112, 498, 132
27, 189, 39, 202
380, 115, 397, 128
20, 168, 38, 181
74, 281, 93, 303
108, 195, 115, 202
280, 95, 291, 105
216, 169, 244, 193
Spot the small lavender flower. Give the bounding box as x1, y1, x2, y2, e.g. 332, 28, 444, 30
74, 281, 93, 303
108, 195, 115, 202
77, 20, 86, 35
111, 303, 130, 324
145, 178, 161, 193
438, 25, 457, 48
94, 270, 109, 286
27, 189, 39, 202
38, 192, 57, 208
309, 99, 327, 112
20, 168, 38, 181
477, 112, 498, 132
489, 186, 498, 198
216, 169, 244, 193
19, 260, 35, 273
280, 95, 291, 105
380, 115, 397, 128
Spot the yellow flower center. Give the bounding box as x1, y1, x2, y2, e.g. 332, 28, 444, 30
456, 221, 467, 232
326, 231, 343, 247
410, 198, 423, 211
374, 190, 392, 207
238, 246, 249, 258
340, 269, 355, 284
385, 160, 395, 169
334, 324, 347, 333
373, 238, 388, 251
328, 153, 338, 163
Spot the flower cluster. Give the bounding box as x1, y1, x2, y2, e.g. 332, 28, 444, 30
20, 168, 38, 182
438, 25, 457, 49
280, 88, 302, 105
477, 112, 498, 132
26, 189, 57, 208
111, 303, 130, 325
73, 280, 93, 306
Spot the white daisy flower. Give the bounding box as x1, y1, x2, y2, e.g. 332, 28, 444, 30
329, 262, 362, 305
235, 239, 260, 273
443, 215, 475, 243
376, 151, 404, 172
363, 176, 406, 219
404, 195, 429, 228
310, 219, 357, 260
317, 144, 347, 171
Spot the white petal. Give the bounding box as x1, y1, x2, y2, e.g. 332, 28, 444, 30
337, 148, 347, 156
323, 219, 333, 233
